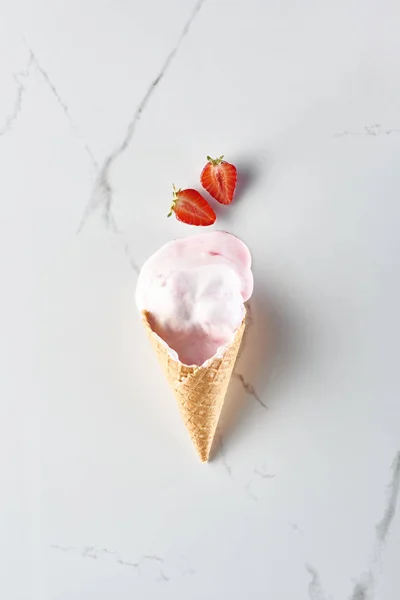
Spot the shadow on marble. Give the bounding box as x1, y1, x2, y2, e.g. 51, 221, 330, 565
233, 155, 262, 204
207, 154, 263, 222
211, 283, 310, 458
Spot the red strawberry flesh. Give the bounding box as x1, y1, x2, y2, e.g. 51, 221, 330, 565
200, 155, 237, 205
168, 185, 216, 226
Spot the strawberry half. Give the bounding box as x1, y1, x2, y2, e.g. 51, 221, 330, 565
200, 155, 237, 205
168, 185, 216, 226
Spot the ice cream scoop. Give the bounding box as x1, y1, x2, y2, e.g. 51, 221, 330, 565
136, 231, 253, 366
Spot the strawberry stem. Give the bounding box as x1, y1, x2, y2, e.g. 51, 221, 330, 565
167, 184, 179, 217
206, 155, 224, 165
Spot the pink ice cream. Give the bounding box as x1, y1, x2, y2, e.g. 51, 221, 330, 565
136, 231, 253, 366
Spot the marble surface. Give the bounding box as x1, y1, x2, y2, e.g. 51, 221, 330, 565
1, 1, 400, 598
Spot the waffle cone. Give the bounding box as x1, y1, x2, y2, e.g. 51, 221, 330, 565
141, 311, 246, 462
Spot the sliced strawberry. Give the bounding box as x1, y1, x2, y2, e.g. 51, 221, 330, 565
168, 185, 216, 226
200, 155, 237, 205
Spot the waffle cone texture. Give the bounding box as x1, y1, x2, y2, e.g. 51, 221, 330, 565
141, 311, 246, 462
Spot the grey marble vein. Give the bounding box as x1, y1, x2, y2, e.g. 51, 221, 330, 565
50, 544, 169, 581
216, 431, 276, 497
212, 427, 234, 478
244, 481, 259, 501
77, 0, 207, 235
124, 242, 140, 275
117, 554, 169, 580
50, 544, 77, 552
0, 54, 33, 139
304, 450, 400, 600
254, 466, 275, 479
116, 558, 140, 567
245, 469, 276, 499
348, 576, 371, 600
29, 48, 98, 171
218, 432, 233, 479
306, 565, 330, 600
180, 555, 196, 577
82, 546, 98, 559
375, 450, 400, 544
289, 522, 304, 536
334, 124, 400, 138
232, 372, 267, 410
347, 450, 400, 598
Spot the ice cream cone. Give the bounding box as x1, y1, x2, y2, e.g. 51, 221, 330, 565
141, 310, 246, 462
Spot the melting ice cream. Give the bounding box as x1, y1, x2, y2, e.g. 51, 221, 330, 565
136, 231, 253, 366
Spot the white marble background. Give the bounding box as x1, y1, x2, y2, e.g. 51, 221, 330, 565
1, 0, 400, 598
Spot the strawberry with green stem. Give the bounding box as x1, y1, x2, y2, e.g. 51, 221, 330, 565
200, 155, 237, 205
168, 184, 216, 226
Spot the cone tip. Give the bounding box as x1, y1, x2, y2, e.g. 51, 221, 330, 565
198, 449, 210, 463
